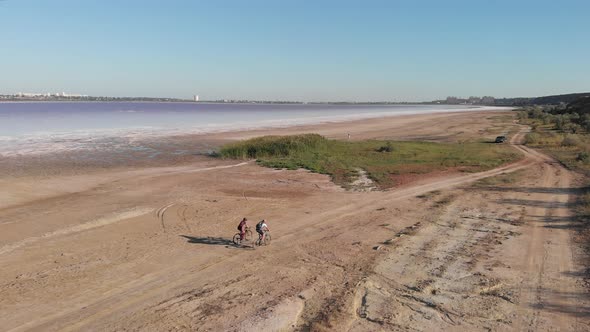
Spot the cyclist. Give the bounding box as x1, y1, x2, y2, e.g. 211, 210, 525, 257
256, 219, 270, 243
237, 218, 248, 241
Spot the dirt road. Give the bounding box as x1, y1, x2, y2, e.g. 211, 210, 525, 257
335, 130, 590, 331
1, 120, 588, 331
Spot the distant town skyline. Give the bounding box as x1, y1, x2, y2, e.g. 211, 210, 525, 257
1, 0, 589, 102
3, 91, 573, 107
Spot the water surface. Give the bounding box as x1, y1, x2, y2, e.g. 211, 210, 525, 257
0, 102, 496, 156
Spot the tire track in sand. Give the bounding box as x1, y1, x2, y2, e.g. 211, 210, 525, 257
155, 203, 175, 232
0, 207, 153, 256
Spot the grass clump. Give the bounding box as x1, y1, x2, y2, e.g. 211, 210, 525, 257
219, 134, 327, 159
219, 134, 522, 189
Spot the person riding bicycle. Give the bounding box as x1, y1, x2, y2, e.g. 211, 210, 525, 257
237, 217, 248, 241
255, 219, 269, 242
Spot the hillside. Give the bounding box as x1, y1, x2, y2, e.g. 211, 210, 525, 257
532, 92, 590, 105
566, 95, 590, 114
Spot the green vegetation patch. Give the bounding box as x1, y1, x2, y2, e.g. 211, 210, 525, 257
220, 134, 522, 189
519, 99, 590, 175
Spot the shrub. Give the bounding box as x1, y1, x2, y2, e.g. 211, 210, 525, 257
517, 111, 528, 120
564, 123, 582, 134
524, 133, 540, 145
377, 141, 394, 152
529, 107, 545, 119
577, 151, 590, 163
581, 114, 590, 132
555, 114, 570, 131
542, 114, 555, 125
561, 135, 582, 147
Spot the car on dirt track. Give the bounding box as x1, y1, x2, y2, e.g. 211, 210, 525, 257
494, 136, 507, 143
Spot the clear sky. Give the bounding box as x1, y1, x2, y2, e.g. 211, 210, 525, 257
1, 0, 589, 102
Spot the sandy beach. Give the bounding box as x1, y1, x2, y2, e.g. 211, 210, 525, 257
1, 110, 589, 331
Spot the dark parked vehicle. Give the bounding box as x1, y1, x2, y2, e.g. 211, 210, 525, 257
495, 136, 507, 143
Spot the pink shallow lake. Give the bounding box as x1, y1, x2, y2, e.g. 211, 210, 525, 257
0, 102, 503, 156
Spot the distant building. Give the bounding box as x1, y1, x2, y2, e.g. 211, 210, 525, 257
446, 96, 459, 104
447, 96, 488, 105
193, 95, 199, 102
481, 96, 495, 105
468, 96, 482, 104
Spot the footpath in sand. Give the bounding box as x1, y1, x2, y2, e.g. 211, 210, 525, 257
0, 112, 589, 331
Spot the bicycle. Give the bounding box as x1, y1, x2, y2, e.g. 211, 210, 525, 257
255, 230, 271, 246
233, 227, 252, 245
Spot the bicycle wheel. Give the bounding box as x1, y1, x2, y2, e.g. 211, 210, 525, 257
245, 229, 253, 242
264, 233, 271, 245
232, 233, 242, 245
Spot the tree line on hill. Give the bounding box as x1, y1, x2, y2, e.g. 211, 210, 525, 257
531, 92, 590, 105
519, 96, 590, 133
440, 92, 590, 106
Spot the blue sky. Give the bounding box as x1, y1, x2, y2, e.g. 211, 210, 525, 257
1, 0, 589, 101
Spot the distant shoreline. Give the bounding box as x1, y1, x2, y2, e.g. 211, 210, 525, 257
0, 100, 446, 105
1, 91, 587, 106
0, 100, 503, 108
0, 98, 492, 106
